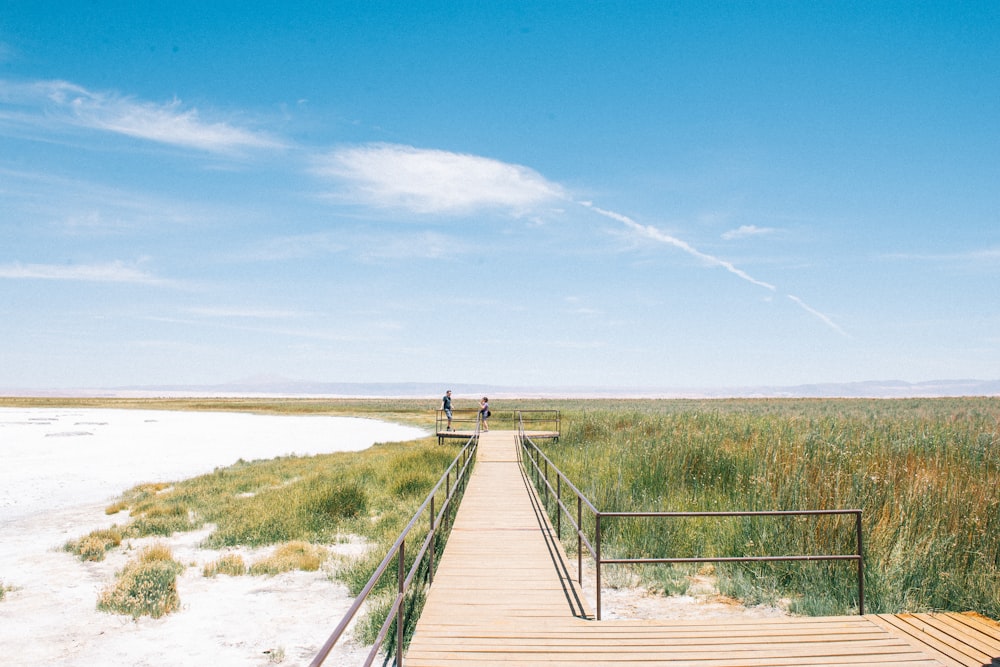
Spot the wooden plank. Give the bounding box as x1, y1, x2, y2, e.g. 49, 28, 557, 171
869, 614, 980, 667
939, 612, 1000, 652
913, 613, 1000, 658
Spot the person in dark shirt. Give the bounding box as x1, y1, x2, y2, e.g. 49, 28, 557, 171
441, 390, 453, 431
479, 396, 490, 432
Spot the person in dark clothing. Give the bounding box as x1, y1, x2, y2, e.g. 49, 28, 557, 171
441, 390, 453, 430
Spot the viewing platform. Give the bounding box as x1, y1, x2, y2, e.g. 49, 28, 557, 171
435, 409, 559, 445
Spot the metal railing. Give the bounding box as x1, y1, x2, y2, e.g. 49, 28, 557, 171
310, 431, 478, 667
436, 408, 560, 442
515, 417, 865, 619
434, 408, 480, 435
514, 409, 560, 439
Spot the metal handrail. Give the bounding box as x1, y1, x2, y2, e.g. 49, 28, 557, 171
434, 408, 480, 433
310, 432, 478, 667
515, 418, 865, 619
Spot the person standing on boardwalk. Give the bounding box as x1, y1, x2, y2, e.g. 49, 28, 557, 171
479, 396, 490, 431
441, 390, 453, 431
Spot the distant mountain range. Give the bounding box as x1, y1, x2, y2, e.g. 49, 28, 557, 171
4, 377, 1000, 399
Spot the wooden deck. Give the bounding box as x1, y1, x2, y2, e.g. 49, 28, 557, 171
405, 431, 1000, 666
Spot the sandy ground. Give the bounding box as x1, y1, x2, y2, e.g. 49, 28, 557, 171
0, 408, 425, 666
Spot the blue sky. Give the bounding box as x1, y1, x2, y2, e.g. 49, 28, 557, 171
1, 2, 998, 391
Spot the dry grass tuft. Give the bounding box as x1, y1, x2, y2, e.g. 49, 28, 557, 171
249, 541, 327, 575
64, 526, 123, 562
203, 553, 247, 577
97, 543, 184, 618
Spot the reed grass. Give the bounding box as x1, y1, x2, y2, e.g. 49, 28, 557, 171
538, 398, 1000, 617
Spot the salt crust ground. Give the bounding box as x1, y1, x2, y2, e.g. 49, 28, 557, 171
0, 408, 785, 666
0, 408, 423, 666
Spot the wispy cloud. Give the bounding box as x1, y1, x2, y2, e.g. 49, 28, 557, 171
312, 143, 566, 214
722, 224, 776, 240
787, 295, 849, 338
0, 79, 284, 153
358, 230, 465, 261
0, 260, 169, 284
185, 307, 308, 319
228, 233, 349, 262
581, 202, 849, 337
882, 247, 1000, 263
582, 202, 777, 291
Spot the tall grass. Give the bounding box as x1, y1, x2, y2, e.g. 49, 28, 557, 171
539, 398, 1000, 617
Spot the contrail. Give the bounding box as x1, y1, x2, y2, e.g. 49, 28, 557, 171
581, 201, 849, 338
787, 295, 850, 338
581, 202, 776, 291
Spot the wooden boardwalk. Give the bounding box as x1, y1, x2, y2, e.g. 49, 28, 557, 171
405, 431, 1000, 666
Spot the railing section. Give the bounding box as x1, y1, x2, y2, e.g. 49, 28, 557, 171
436, 408, 560, 441
310, 433, 478, 667
515, 417, 865, 620
435, 408, 480, 434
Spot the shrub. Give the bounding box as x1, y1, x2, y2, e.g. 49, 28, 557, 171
97, 543, 184, 618
203, 553, 247, 577
65, 526, 123, 562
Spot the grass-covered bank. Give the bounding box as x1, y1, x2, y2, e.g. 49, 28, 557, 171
34, 397, 464, 630
17, 396, 1000, 622
536, 398, 1000, 618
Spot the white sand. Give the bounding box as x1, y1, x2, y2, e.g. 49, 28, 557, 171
0, 408, 426, 666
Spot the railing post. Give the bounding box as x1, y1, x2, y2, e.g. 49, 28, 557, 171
543, 458, 549, 508
396, 540, 405, 667
856, 510, 865, 615
556, 476, 561, 539
577, 495, 582, 586
429, 496, 435, 586
444, 471, 451, 532
596, 513, 602, 621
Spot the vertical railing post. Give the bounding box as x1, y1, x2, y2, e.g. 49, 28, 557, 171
596, 513, 602, 620
556, 475, 562, 539
856, 510, 865, 615
445, 471, 451, 532
429, 496, 435, 586
396, 540, 405, 667
543, 458, 549, 508
577, 495, 582, 586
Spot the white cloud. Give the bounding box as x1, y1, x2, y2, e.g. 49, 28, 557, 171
0, 260, 167, 284
312, 143, 566, 214
722, 224, 776, 240
0, 79, 284, 153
